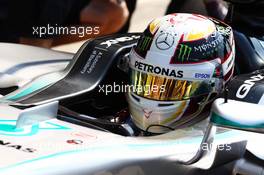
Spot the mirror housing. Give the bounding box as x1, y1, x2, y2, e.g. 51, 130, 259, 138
210, 98, 264, 133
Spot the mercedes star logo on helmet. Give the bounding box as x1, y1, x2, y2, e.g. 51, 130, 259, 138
155, 32, 175, 50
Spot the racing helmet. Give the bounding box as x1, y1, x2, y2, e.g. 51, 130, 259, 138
127, 13, 235, 133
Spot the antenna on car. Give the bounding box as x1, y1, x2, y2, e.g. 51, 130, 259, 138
224, 88, 229, 103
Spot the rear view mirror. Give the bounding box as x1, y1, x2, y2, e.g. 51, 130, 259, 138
210, 98, 264, 133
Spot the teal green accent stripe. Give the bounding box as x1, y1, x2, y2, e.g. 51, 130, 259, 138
0, 120, 70, 137
0, 120, 18, 122
211, 112, 264, 129
5, 80, 50, 101
4, 73, 61, 101
0, 124, 39, 136
39, 122, 70, 130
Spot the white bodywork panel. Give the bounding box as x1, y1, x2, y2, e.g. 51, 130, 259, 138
0, 104, 247, 175
0, 43, 72, 89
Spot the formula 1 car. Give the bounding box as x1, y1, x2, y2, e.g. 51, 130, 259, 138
0, 32, 263, 175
